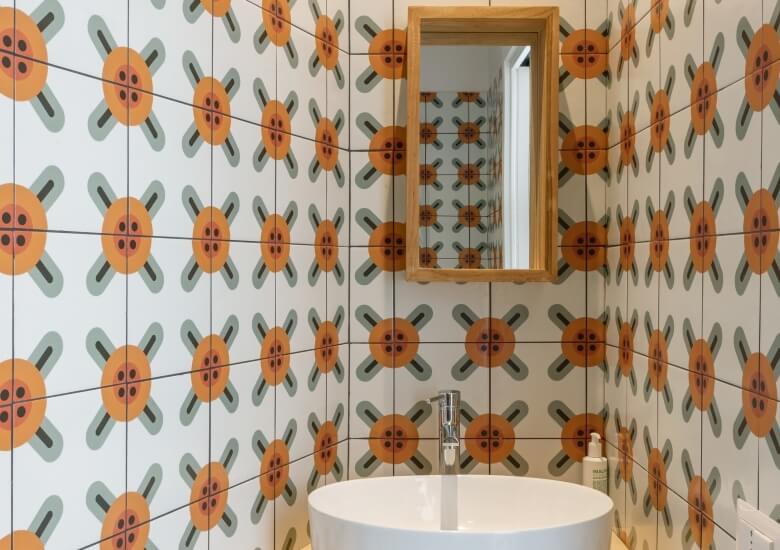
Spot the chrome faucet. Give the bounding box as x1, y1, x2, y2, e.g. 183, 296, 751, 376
430, 390, 461, 474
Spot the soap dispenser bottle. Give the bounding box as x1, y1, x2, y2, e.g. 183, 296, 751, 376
582, 433, 608, 494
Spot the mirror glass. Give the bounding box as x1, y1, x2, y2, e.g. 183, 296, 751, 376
418, 44, 532, 270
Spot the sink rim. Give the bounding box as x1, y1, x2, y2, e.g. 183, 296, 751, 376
309, 475, 614, 536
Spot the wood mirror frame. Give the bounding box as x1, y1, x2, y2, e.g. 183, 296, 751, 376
405, 6, 559, 282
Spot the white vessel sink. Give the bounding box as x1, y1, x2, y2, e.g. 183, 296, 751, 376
308, 475, 613, 550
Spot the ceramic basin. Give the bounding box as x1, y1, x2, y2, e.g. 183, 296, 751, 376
308, 475, 613, 550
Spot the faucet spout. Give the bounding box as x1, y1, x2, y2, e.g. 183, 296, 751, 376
430, 390, 461, 475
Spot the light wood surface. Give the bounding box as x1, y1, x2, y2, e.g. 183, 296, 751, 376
404, 6, 559, 283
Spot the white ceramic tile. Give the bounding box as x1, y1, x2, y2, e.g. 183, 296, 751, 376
350, 153, 394, 245
130, 94, 209, 240
704, 233, 759, 387
146, 501, 209, 550
608, 39, 630, 147
626, 460, 657, 549
394, 278, 488, 343
14, 232, 124, 397
660, 239, 702, 369
350, 55, 397, 150
350, 246, 394, 343
277, 349, 326, 462
349, 344, 393, 439
127, 371, 208, 519
216, 0, 273, 124
213, 239, 275, 366
15, 65, 124, 235
350, 2, 394, 55
663, 0, 703, 115
12, 388, 124, 549
705, 0, 762, 90
211, 477, 274, 549
348, 438, 394, 478
627, 351, 658, 470
662, 104, 702, 241
326, 343, 349, 439
395, 343, 488, 439
524, 438, 584, 484
16, 0, 125, 81
706, 79, 762, 236
128, 237, 208, 379
131, 0, 211, 104
703, 376, 759, 537
629, 13, 659, 134
278, 26, 326, 142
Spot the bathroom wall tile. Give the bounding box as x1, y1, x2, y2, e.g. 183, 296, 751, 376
278, 349, 326, 462
217, 0, 273, 124
327, 0, 350, 53
394, 280, 488, 343
659, 239, 702, 370
211, 359, 274, 489
348, 438, 394, 478
15, 0, 126, 81
277, 245, 326, 354
607, 146, 628, 247
702, 376, 759, 538
658, 364, 701, 498
15, 66, 125, 235
350, 152, 394, 246
758, 395, 780, 522
211, 477, 274, 550
629, 13, 659, 135
12, 388, 124, 549
605, 345, 629, 446
130, 95, 210, 240
350, 55, 398, 151
605, 248, 628, 347
131, 0, 212, 105
608, 440, 629, 542
392, 438, 437, 477
128, 237, 209, 381
491, 274, 586, 343
349, 344, 393, 439
527, 438, 584, 484
350, 247, 394, 343
14, 232, 125, 397
627, 238, 657, 356
627, 349, 658, 470
278, 136, 326, 245
608, 38, 630, 147
213, 239, 274, 366
278, 27, 326, 143
560, 54, 587, 146
705, 0, 762, 91
326, 55, 350, 152
657, 485, 693, 550
326, 252, 349, 349
703, 233, 759, 388
663, 0, 703, 115
213, 114, 274, 243
146, 501, 209, 550
326, 343, 350, 440
661, 105, 702, 241
493, 343, 586, 438
705, 79, 762, 237
350, 2, 394, 55
625, 461, 657, 550
627, 126, 656, 244
395, 343, 488, 439
273, 454, 313, 548
127, 371, 208, 520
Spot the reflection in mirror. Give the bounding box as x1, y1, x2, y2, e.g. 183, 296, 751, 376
418, 44, 531, 270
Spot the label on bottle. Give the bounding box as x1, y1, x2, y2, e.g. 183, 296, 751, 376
592, 466, 608, 494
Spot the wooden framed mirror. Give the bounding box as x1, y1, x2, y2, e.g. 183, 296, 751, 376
405, 6, 559, 282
